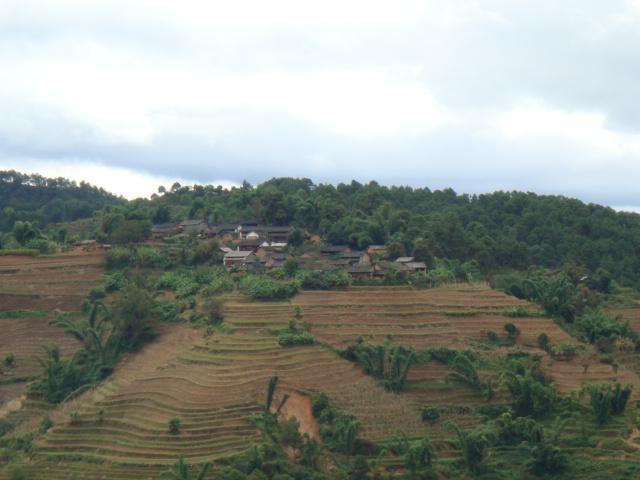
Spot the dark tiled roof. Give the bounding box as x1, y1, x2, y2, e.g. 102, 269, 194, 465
179, 219, 205, 226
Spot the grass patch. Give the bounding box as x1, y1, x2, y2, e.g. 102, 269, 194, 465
0, 310, 48, 319
0, 375, 37, 385
503, 306, 544, 318
0, 249, 39, 257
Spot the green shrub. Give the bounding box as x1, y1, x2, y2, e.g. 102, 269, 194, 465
405, 437, 436, 475
503, 362, 556, 418
239, 275, 299, 301
168, 416, 181, 434
134, 246, 169, 268
537, 333, 550, 352
577, 310, 632, 349
156, 271, 199, 298
312, 394, 361, 454
39, 416, 53, 433
4, 352, 16, 367
503, 306, 543, 318
503, 322, 519, 338
104, 271, 127, 292
550, 343, 580, 360
69, 411, 81, 425
106, 247, 133, 268
277, 331, 315, 346
341, 341, 415, 392
88, 287, 106, 301
0, 248, 39, 257
296, 269, 350, 290
9, 465, 26, 480
586, 383, 633, 425
421, 406, 440, 423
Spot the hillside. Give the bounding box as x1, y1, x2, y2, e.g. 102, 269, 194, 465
2, 251, 640, 478
2, 174, 640, 479
0, 171, 124, 232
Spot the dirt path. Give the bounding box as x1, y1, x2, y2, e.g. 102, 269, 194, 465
0, 395, 25, 420
275, 390, 320, 441
623, 427, 640, 450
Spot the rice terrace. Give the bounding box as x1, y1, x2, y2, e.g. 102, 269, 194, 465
3, 173, 640, 480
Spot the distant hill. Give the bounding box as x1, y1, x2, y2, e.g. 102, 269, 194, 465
0, 170, 124, 231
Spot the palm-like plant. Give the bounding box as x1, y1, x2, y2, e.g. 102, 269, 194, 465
160, 455, 211, 480
445, 421, 493, 474
445, 353, 481, 390
53, 301, 112, 365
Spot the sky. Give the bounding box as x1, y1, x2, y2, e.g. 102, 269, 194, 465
1, 1, 640, 210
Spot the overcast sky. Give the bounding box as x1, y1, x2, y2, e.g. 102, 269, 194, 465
1, 1, 640, 209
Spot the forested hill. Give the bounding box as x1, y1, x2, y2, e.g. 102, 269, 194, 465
150, 178, 640, 286
0, 170, 124, 230
3, 172, 640, 287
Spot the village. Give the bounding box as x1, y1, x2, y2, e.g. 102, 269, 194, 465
151, 219, 428, 280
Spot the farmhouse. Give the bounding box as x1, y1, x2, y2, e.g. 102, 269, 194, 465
151, 223, 178, 239
321, 245, 351, 256
237, 225, 294, 242
347, 264, 374, 279
178, 219, 208, 235
238, 239, 263, 252
223, 250, 256, 268
367, 245, 387, 256
339, 251, 371, 266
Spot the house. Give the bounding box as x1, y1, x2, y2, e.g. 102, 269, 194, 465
403, 261, 428, 273
394, 257, 415, 264
223, 250, 256, 268
347, 264, 374, 279
178, 219, 207, 235
390, 257, 427, 274
339, 251, 371, 266
238, 239, 263, 252
237, 225, 294, 243
151, 223, 178, 239
205, 224, 237, 239
72, 239, 105, 252
367, 245, 387, 257
321, 245, 351, 256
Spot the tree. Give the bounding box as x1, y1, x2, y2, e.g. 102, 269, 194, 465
445, 422, 493, 474
153, 204, 171, 224
111, 286, 157, 351
12, 220, 39, 245
586, 383, 632, 425
445, 353, 481, 390
405, 437, 435, 476
161, 455, 211, 480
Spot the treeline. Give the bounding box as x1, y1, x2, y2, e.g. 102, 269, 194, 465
5, 171, 640, 288
0, 170, 124, 231
145, 178, 640, 286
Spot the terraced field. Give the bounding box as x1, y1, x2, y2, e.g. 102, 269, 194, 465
0, 252, 105, 432
4, 282, 640, 478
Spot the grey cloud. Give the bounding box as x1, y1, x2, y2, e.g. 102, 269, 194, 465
1, 0, 640, 206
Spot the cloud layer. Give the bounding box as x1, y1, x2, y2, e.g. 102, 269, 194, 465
1, 0, 640, 205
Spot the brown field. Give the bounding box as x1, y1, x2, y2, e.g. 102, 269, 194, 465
0, 252, 105, 311
0, 252, 105, 430
3, 282, 640, 478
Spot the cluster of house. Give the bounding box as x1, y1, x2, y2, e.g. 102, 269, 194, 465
223, 244, 427, 279
152, 219, 428, 279
152, 219, 293, 246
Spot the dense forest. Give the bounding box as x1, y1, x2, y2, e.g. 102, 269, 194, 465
3, 172, 640, 287
143, 178, 640, 287
0, 170, 124, 231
